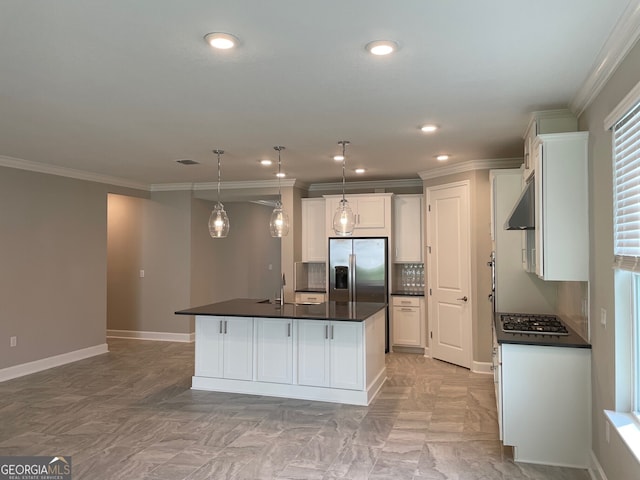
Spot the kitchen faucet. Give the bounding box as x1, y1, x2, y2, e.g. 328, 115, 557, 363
280, 273, 285, 306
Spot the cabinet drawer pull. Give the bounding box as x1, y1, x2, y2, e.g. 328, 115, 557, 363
400, 308, 413, 312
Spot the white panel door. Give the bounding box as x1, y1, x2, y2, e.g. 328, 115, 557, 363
222, 317, 254, 381
427, 182, 472, 368
256, 318, 293, 384
297, 320, 330, 387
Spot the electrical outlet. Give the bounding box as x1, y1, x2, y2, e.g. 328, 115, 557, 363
10, 336, 17, 347
139, 269, 145, 278
600, 307, 607, 327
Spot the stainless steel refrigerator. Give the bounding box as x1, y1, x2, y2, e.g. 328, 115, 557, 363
328, 237, 389, 349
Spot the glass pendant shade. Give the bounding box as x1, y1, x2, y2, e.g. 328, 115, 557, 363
269, 200, 290, 237
333, 198, 355, 236
209, 202, 230, 238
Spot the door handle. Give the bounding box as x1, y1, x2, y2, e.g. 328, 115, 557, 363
457, 296, 468, 302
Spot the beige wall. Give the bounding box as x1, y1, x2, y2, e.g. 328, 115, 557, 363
577, 39, 640, 479
0, 167, 146, 369
423, 170, 493, 364
107, 193, 282, 335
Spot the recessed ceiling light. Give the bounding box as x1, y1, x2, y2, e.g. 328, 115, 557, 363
204, 32, 239, 50
436, 154, 449, 161
260, 159, 272, 166
333, 155, 345, 161
365, 40, 399, 56
421, 124, 438, 133
355, 168, 365, 174
276, 172, 286, 178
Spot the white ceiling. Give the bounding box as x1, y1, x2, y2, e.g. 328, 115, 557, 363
0, 0, 636, 188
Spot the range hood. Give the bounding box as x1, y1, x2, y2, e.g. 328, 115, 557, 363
504, 178, 535, 230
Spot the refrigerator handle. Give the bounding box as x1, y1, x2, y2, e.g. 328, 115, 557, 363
349, 254, 356, 302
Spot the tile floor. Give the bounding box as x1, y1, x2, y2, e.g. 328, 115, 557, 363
0, 339, 591, 479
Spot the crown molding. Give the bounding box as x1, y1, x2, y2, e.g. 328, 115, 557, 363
150, 178, 303, 192
307, 178, 422, 193
571, 0, 640, 116
418, 158, 522, 180
0, 155, 149, 191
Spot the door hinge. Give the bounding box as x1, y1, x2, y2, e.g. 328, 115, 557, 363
428, 246, 431, 254
430, 331, 432, 339
429, 288, 432, 295
428, 204, 431, 212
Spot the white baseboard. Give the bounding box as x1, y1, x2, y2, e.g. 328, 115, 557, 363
472, 361, 493, 374
589, 450, 607, 480
107, 329, 194, 343
423, 347, 430, 358
0, 343, 108, 382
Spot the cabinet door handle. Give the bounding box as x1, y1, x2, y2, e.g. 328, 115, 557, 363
287, 323, 291, 337
223, 320, 227, 334
400, 300, 411, 305
325, 325, 329, 339
219, 320, 223, 334
330, 325, 334, 339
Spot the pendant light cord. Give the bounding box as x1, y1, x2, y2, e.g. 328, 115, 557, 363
338, 140, 350, 202
214, 149, 224, 205
274, 146, 285, 202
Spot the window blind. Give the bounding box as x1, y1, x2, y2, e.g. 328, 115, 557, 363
614, 102, 640, 272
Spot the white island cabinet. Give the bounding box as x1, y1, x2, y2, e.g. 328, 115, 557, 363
181, 299, 387, 406
195, 316, 253, 380
297, 320, 363, 390
256, 317, 293, 384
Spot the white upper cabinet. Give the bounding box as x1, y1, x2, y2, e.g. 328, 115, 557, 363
324, 193, 392, 237
301, 198, 326, 262
393, 194, 423, 262
533, 132, 589, 281
522, 110, 578, 181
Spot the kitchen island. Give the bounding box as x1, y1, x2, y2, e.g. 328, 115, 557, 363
175, 299, 387, 406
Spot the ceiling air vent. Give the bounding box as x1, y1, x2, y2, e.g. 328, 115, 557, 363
176, 159, 199, 165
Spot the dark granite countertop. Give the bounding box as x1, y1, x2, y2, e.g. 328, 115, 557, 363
294, 288, 327, 294
390, 291, 425, 297
494, 313, 591, 349
176, 298, 386, 322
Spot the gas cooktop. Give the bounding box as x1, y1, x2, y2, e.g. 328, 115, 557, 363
500, 313, 569, 336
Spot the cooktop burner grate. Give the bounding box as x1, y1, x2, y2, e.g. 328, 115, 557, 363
500, 313, 569, 336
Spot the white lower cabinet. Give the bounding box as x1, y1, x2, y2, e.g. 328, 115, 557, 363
195, 316, 253, 380
391, 296, 424, 347
256, 318, 293, 384
498, 341, 591, 467
296, 320, 364, 390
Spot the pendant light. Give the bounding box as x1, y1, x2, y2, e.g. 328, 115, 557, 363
269, 146, 290, 237
208, 149, 230, 238
333, 140, 356, 236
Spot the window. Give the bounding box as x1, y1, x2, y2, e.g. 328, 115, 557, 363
613, 100, 640, 418
635, 274, 640, 418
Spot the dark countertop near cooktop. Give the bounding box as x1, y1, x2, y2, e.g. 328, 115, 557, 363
294, 288, 327, 293
390, 291, 425, 297
494, 313, 591, 349
176, 298, 386, 322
